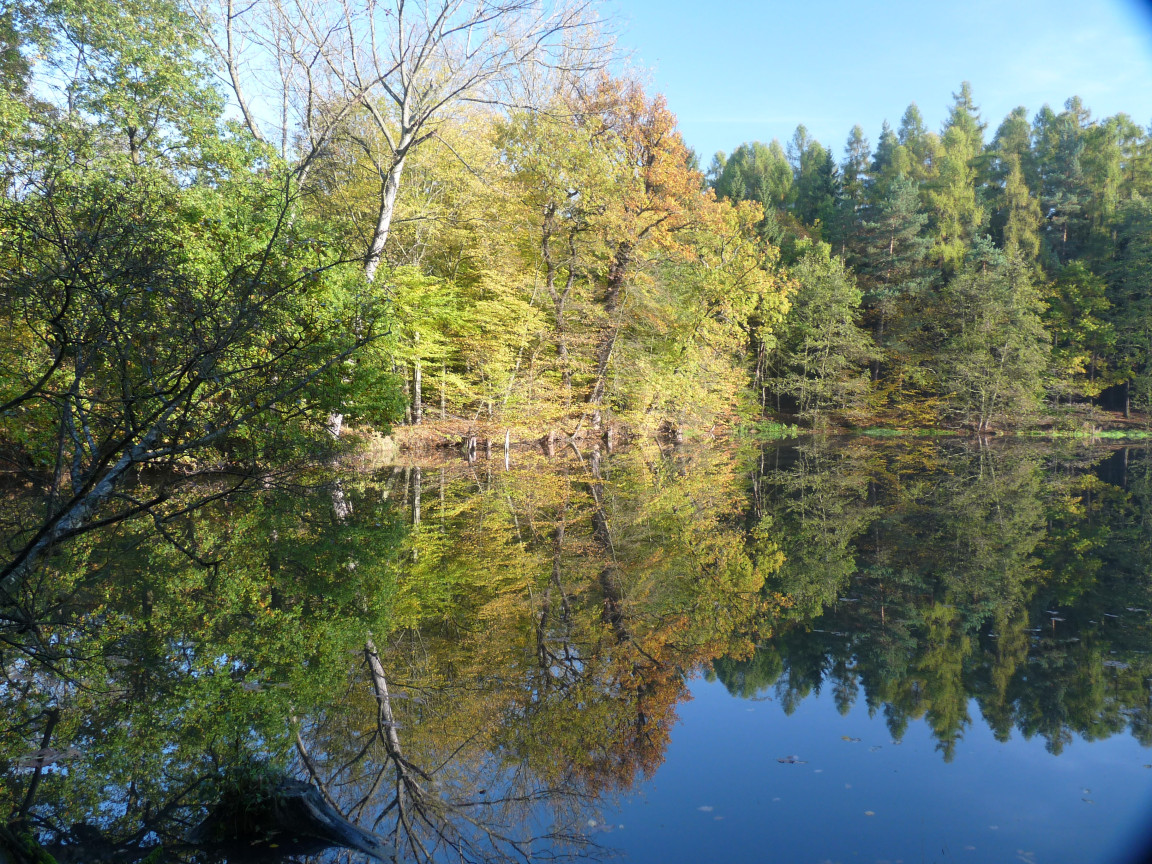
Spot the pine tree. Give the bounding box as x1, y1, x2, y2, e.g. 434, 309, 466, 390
854, 175, 932, 378
1034, 98, 1092, 265
837, 125, 871, 255
870, 121, 906, 199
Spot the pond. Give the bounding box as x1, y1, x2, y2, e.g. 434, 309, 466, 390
3, 437, 1152, 863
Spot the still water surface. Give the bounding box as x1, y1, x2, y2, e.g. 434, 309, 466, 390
3, 437, 1152, 863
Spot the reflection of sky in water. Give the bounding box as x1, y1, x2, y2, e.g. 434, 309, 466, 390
601, 676, 1152, 864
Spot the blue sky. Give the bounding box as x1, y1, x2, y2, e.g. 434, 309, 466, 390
608, 0, 1152, 163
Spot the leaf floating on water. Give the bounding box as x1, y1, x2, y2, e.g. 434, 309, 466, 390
777, 755, 807, 764
841, 736, 862, 743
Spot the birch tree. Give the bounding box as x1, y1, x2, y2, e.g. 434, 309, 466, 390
193, 0, 608, 281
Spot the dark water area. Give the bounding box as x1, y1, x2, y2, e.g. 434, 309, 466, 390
4, 437, 1152, 863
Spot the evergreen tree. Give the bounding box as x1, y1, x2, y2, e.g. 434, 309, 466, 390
931, 239, 1050, 431
991, 107, 1039, 190
765, 243, 874, 423
1107, 198, 1152, 414
1034, 98, 1092, 265
854, 175, 932, 378
927, 83, 987, 267
999, 153, 1043, 262
714, 140, 794, 212
837, 125, 871, 254
792, 131, 839, 231
870, 120, 905, 198
1044, 262, 1115, 406
897, 102, 939, 184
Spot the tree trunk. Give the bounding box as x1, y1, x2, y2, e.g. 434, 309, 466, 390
587, 241, 633, 425
364, 156, 406, 283
413, 361, 422, 424
412, 467, 421, 527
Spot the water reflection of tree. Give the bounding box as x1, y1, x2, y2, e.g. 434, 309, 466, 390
1, 469, 411, 861
719, 440, 1152, 760
2, 440, 779, 861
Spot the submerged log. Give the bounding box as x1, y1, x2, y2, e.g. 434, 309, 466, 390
192, 776, 394, 861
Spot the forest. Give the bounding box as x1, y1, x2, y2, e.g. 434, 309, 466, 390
3, 0, 1152, 502
3, 2, 1152, 857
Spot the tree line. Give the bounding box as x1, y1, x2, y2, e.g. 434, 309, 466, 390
710, 84, 1152, 430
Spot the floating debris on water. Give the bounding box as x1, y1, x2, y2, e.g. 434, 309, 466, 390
777, 755, 807, 764
841, 736, 862, 742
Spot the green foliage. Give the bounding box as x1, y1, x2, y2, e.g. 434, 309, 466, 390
713, 140, 795, 230
929, 240, 1050, 431
1108, 198, 1152, 411
765, 243, 875, 423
